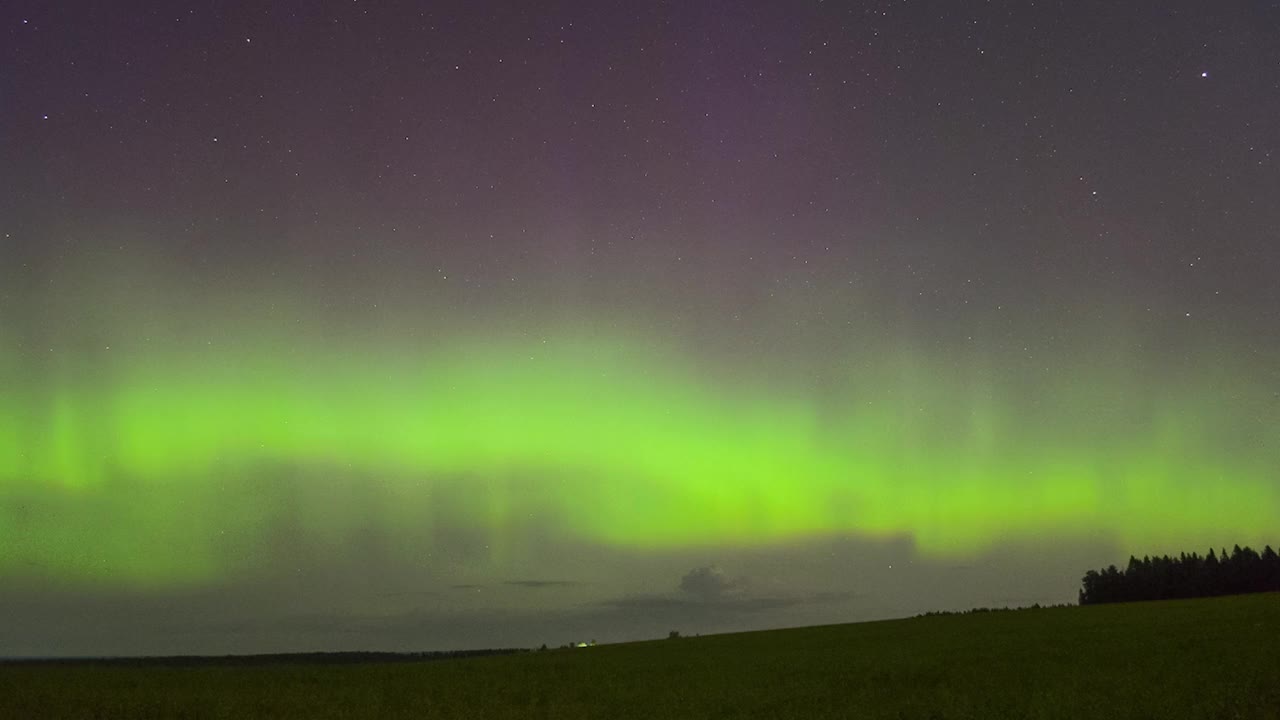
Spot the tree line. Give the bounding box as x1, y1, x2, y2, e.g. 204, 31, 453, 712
1079, 545, 1280, 605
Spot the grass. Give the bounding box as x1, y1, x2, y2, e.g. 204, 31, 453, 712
2, 593, 1277, 718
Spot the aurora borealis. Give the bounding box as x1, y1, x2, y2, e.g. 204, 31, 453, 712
3, 1, 1279, 654
4, 304, 1278, 584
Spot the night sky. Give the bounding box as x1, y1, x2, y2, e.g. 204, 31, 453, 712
2, 1, 1278, 656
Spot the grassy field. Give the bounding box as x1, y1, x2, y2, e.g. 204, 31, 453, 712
2, 593, 1277, 719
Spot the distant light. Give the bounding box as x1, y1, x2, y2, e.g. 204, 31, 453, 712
1201, 71, 1209, 78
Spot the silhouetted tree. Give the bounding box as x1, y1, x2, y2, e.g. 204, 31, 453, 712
1079, 544, 1280, 605
1263, 546, 1279, 590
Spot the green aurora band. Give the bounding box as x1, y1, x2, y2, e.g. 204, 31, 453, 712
3, 318, 1277, 588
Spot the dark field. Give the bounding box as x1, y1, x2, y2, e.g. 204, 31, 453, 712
3, 593, 1277, 719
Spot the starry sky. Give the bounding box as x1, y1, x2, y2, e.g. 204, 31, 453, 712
2, 0, 1278, 656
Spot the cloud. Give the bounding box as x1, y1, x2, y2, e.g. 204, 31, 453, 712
599, 594, 800, 614
596, 566, 858, 618
678, 566, 743, 600
503, 580, 581, 589
600, 590, 857, 614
